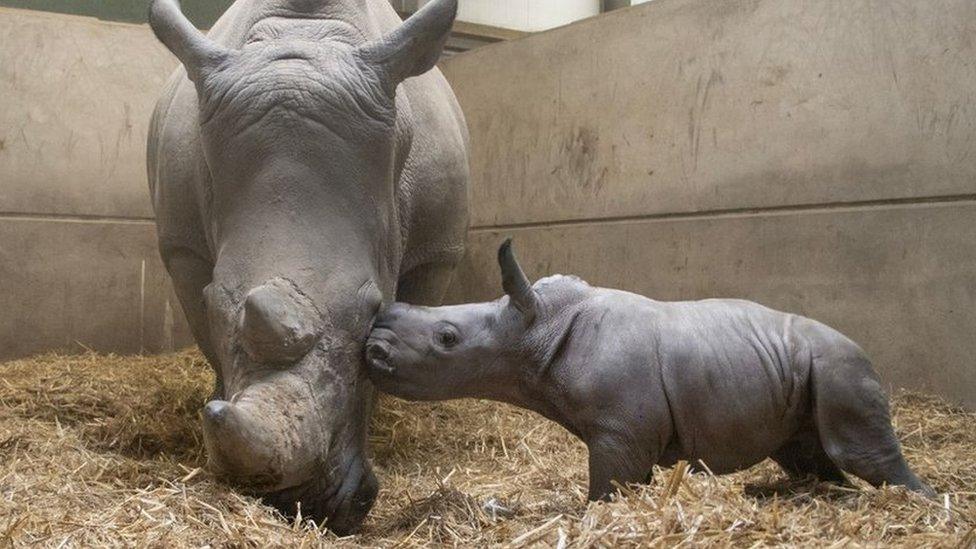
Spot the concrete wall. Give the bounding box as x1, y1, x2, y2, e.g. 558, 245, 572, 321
0, 8, 193, 356
2, 0, 974, 407
438, 0, 976, 407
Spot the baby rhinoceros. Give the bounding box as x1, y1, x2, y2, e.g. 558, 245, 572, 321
365, 240, 935, 501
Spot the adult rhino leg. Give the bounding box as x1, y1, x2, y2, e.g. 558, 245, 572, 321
396, 259, 459, 306
810, 349, 935, 497
771, 425, 848, 484
163, 247, 223, 399
586, 433, 659, 501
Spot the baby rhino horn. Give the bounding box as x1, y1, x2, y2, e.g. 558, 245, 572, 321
498, 239, 537, 319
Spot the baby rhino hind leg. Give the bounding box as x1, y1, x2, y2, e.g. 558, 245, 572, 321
810, 342, 935, 497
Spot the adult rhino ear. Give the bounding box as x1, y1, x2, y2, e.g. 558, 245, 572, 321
498, 239, 537, 320
357, 0, 457, 92
149, 0, 231, 84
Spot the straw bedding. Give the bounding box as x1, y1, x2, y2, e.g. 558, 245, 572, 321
0, 350, 973, 547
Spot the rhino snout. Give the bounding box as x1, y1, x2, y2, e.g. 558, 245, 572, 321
365, 338, 395, 375
201, 399, 282, 488
241, 281, 321, 364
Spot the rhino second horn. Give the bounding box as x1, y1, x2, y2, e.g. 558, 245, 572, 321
241, 284, 320, 364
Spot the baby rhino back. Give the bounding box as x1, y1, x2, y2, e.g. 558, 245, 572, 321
653, 299, 824, 473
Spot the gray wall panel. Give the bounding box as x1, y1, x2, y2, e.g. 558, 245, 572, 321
441, 0, 976, 228
0, 217, 193, 358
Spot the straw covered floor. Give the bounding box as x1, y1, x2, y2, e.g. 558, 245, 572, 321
0, 351, 973, 547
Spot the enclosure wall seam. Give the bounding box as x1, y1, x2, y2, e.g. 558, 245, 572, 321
0, 212, 156, 225
469, 193, 976, 232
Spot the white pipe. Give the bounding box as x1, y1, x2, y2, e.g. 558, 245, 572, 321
443, 0, 602, 32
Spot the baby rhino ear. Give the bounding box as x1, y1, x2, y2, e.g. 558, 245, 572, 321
357, 0, 457, 91
498, 239, 538, 320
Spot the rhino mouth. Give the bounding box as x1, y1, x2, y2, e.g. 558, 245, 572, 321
365, 343, 395, 374
364, 331, 397, 376
258, 454, 378, 535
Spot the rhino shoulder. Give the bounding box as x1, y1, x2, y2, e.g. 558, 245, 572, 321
545, 290, 661, 382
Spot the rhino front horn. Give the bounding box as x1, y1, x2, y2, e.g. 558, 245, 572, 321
241, 280, 321, 364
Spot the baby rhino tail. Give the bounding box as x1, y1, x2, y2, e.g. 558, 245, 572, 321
802, 322, 935, 497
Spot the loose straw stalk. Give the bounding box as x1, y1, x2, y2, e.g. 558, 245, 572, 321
0, 351, 972, 547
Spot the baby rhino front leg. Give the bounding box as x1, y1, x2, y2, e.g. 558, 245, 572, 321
586, 433, 659, 501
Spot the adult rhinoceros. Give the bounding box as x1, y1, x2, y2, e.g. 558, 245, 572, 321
146, 0, 468, 533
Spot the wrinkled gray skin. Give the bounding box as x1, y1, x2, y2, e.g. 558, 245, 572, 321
146, 0, 468, 533
367, 241, 935, 501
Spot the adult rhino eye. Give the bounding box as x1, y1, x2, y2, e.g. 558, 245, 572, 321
435, 327, 459, 348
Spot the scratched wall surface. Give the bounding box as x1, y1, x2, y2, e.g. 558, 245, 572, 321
0, 10, 174, 218
0, 8, 192, 356
439, 0, 976, 407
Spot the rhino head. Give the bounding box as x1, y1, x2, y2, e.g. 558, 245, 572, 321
365, 240, 575, 402
149, 0, 458, 533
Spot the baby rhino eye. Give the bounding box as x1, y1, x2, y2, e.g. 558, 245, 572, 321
435, 327, 459, 348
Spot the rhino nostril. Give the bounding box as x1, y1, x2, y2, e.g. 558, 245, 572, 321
365, 342, 395, 376
203, 400, 231, 424
366, 342, 389, 361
